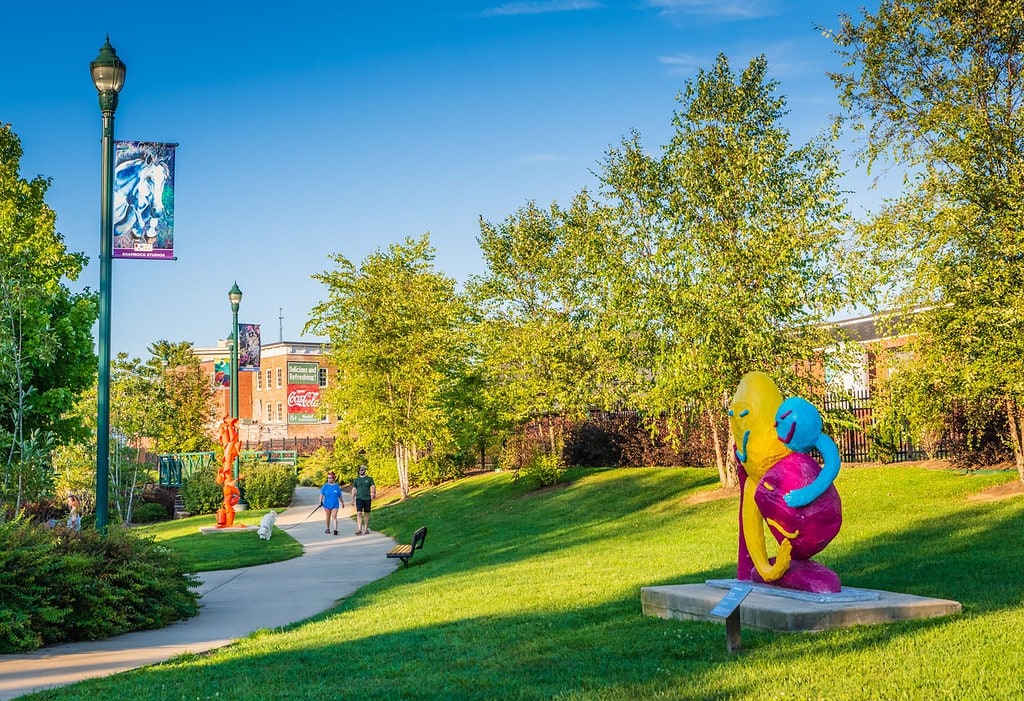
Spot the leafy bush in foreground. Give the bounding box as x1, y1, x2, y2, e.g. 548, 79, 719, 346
0, 520, 200, 652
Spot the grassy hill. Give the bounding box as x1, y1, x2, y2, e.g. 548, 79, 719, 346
28, 465, 1024, 700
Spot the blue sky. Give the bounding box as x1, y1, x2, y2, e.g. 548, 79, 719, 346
6, 1, 882, 360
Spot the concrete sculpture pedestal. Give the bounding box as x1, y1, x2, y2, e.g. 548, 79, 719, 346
641, 580, 961, 633
198, 525, 258, 535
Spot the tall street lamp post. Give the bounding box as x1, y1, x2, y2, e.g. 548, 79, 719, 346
229, 282, 242, 481
91, 37, 126, 533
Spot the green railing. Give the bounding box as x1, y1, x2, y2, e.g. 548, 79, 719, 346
157, 452, 216, 487
158, 450, 298, 487
241, 449, 298, 467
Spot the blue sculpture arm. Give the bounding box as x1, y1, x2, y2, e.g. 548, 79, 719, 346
783, 433, 840, 507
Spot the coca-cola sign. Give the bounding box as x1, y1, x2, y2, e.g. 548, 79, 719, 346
287, 362, 323, 424
287, 389, 320, 409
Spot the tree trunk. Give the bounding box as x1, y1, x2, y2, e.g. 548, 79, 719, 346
707, 403, 737, 489
708, 407, 727, 486
395, 441, 410, 499
1004, 396, 1024, 483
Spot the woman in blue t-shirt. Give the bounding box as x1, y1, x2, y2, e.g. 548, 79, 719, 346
319, 471, 345, 535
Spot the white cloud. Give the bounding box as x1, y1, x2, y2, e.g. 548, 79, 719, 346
482, 0, 603, 17
659, 40, 825, 80
645, 0, 777, 20
657, 53, 706, 76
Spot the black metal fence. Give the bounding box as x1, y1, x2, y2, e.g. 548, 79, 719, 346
823, 390, 949, 463
242, 436, 335, 456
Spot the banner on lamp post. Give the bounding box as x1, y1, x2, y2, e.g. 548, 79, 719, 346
112, 141, 177, 260
213, 359, 230, 389
238, 323, 260, 371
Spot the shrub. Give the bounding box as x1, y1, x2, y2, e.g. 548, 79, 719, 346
945, 399, 1013, 469
563, 421, 622, 467
243, 462, 298, 509
498, 433, 539, 473
297, 447, 336, 487
133, 502, 170, 524
140, 483, 176, 518
51, 526, 199, 645
181, 467, 222, 515
0, 519, 62, 652
520, 452, 564, 489
412, 453, 468, 486
0, 519, 199, 652
15, 498, 65, 525
363, 451, 400, 489
561, 413, 711, 468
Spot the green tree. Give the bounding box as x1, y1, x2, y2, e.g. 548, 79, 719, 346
53, 341, 214, 523
147, 340, 216, 454
828, 1, 1024, 477
307, 234, 472, 498
0, 124, 97, 511
599, 54, 855, 485
470, 194, 616, 460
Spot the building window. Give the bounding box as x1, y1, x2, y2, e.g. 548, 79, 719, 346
265, 403, 272, 423
276, 402, 283, 422
256, 372, 262, 391
276, 368, 283, 388
265, 369, 272, 389
319, 367, 328, 387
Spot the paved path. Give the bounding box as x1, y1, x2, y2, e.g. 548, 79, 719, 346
0, 487, 398, 700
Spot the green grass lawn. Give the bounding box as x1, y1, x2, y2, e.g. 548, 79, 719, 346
25, 465, 1024, 700
138, 509, 303, 571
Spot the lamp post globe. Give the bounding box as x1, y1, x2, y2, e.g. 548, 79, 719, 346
91, 36, 126, 533
228, 282, 242, 481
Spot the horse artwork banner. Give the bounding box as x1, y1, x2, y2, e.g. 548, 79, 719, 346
113, 141, 177, 260
238, 323, 261, 372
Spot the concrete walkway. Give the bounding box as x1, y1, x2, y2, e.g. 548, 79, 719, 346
0, 487, 398, 700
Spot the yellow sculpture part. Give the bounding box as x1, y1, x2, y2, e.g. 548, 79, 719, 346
730, 371, 794, 582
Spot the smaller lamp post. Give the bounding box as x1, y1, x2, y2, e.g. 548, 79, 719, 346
228, 282, 242, 480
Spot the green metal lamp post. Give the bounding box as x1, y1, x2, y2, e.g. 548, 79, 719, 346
228, 282, 242, 481
90, 37, 126, 533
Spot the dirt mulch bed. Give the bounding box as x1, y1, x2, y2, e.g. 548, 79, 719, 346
967, 479, 1024, 502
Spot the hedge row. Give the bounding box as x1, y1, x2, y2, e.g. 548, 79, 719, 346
0, 520, 200, 652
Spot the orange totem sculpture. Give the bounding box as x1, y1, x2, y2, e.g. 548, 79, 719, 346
216, 415, 245, 528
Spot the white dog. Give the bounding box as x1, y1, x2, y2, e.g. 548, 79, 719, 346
257, 510, 278, 540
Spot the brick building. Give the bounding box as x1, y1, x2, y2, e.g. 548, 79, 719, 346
826, 311, 916, 393
196, 339, 336, 448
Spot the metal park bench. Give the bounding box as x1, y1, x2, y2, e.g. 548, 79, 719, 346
386, 526, 427, 567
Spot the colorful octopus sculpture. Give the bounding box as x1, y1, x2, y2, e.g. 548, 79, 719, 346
728, 371, 843, 593
215, 415, 245, 528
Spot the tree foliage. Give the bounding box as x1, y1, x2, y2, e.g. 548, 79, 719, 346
598, 54, 855, 484
307, 234, 472, 498
54, 342, 215, 523
828, 1, 1024, 476
470, 193, 616, 459
146, 340, 216, 454
0, 124, 97, 511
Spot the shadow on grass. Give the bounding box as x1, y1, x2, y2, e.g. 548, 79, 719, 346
28, 599, 763, 701
23, 469, 1024, 700
372, 468, 730, 576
